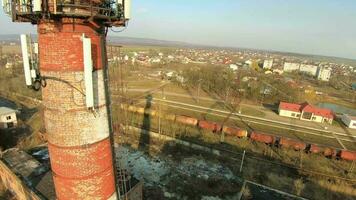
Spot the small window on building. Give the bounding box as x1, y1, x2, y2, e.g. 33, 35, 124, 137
312, 117, 316, 120
291, 113, 295, 117
296, 114, 300, 117
353, 123, 356, 126
6, 116, 11, 120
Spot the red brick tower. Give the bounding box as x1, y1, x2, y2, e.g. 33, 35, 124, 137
3, 1, 130, 199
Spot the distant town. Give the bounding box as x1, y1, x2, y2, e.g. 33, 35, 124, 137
0, 36, 356, 200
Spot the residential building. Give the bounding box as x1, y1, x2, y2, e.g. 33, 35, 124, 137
283, 62, 300, 72
317, 67, 332, 81
278, 102, 333, 124
299, 64, 318, 76
229, 64, 238, 71
263, 59, 273, 69
0, 107, 17, 128
341, 114, 356, 129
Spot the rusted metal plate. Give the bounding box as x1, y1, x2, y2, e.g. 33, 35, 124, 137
250, 132, 276, 144
175, 115, 198, 126
279, 138, 307, 151
339, 150, 356, 161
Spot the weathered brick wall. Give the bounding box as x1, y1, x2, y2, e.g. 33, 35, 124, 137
0, 160, 42, 200
38, 20, 117, 200
38, 20, 105, 71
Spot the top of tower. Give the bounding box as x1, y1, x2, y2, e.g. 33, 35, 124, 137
2, 0, 131, 27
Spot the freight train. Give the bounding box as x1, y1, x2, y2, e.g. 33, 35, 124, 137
119, 104, 356, 161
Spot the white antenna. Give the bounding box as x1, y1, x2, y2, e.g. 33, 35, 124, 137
82, 34, 94, 110
124, 0, 132, 19
20, 34, 32, 86
33, 42, 39, 55
1, 0, 12, 16
33, 0, 42, 12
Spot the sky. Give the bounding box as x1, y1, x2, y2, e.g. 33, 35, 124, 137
1, 0, 356, 59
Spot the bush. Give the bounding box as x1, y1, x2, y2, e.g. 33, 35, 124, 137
294, 178, 305, 196
242, 186, 253, 200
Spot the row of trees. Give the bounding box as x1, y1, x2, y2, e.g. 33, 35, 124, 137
179, 65, 301, 105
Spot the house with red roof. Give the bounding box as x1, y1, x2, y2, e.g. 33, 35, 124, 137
278, 102, 334, 124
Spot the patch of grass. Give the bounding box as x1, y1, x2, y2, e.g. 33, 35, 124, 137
0, 181, 9, 200
341, 141, 356, 151
116, 111, 356, 178
120, 122, 356, 200
16, 131, 45, 151
166, 173, 241, 199
16, 108, 45, 151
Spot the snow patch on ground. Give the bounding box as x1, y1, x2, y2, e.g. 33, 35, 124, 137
116, 146, 236, 194
116, 146, 169, 186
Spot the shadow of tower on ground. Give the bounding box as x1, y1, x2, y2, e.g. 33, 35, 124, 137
139, 94, 152, 154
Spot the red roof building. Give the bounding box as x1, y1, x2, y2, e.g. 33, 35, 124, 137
279, 102, 334, 124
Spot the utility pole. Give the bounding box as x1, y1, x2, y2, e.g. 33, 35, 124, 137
197, 79, 202, 103
239, 150, 246, 173
159, 86, 165, 134
349, 160, 355, 174
300, 150, 303, 169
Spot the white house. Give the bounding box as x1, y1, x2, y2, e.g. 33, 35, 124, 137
229, 64, 238, 71
278, 102, 334, 124
263, 59, 273, 69
341, 114, 356, 129
0, 107, 17, 128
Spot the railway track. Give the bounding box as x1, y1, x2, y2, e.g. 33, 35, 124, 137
140, 98, 356, 150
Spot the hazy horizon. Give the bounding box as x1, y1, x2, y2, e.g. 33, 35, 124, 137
1, 0, 356, 59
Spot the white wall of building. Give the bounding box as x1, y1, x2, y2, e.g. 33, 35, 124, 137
263, 59, 273, 69
279, 109, 332, 124
283, 62, 300, 72
311, 115, 323, 123
0, 112, 17, 128
341, 114, 356, 129
317, 67, 332, 81
300, 64, 318, 76
278, 109, 301, 119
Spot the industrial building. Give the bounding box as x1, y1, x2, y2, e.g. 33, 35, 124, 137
0, 107, 17, 129
341, 114, 356, 129
279, 102, 334, 124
